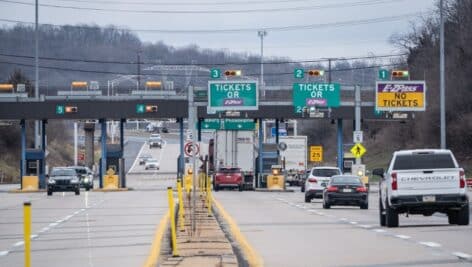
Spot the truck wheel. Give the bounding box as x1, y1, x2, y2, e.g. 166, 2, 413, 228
304, 196, 311, 203
239, 184, 243, 192
75, 189, 80, 195
386, 200, 399, 228
47, 190, 53, 196
301, 185, 305, 193
448, 212, 458, 225
379, 198, 386, 226
457, 204, 470, 226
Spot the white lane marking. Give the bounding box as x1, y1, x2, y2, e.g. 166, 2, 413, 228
80, 209, 86, 212
30, 234, 38, 240
360, 225, 373, 229
395, 235, 411, 240
419, 241, 442, 248
350, 221, 358, 225
56, 220, 64, 223
295, 205, 302, 208
373, 229, 386, 233
0, 251, 9, 257
13, 241, 24, 247
65, 215, 73, 220
39, 227, 50, 233
453, 252, 472, 260
307, 209, 317, 213
340, 218, 348, 221
276, 198, 284, 201
128, 142, 146, 174
318, 212, 325, 215
74, 211, 80, 215
49, 222, 58, 227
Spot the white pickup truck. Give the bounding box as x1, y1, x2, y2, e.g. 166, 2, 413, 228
374, 149, 469, 227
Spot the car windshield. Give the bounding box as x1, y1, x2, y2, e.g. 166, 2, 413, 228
141, 155, 152, 158
393, 153, 456, 170
51, 169, 76, 176
331, 176, 362, 185
147, 159, 158, 163
218, 168, 241, 173
74, 168, 87, 174
312, 168, 340, 177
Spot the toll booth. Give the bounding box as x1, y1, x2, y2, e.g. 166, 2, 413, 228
342, 152, 356, 174
21, 149, 46, 189
100, 144, 125, 188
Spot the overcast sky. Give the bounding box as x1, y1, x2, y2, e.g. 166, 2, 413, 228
0, 0, 436, 60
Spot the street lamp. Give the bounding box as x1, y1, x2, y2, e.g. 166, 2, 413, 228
258, 30, 267, 98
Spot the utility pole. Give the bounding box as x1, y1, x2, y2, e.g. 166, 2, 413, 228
328, 58, 332, 83
354, 85, 361, 165
137, 51, 141, 90
258, 30, 267, 98
34, 0, 40, 148
440, 0, 446, 149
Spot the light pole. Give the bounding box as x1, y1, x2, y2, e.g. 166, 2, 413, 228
258, 30, 267, 98
34, 0, 40, 148
439, 0, 446, 149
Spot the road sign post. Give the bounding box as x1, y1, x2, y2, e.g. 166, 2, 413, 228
293, 83, 341, 113
208, 80, 258, 111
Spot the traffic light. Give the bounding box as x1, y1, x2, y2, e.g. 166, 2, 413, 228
65, 106, 78, 113
145, 105, 158, 112
308, 70, 324, 76
391, 70, 409, 78
224, 70, 242, 76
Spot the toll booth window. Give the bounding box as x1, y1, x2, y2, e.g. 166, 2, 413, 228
312, 169, 340, 177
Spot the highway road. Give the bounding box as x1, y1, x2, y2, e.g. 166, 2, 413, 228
214, 186, 472, 267
0, 134, 182, 267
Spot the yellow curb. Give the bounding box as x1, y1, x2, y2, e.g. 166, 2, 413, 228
92, 188, 129, 192
9, 189, 46, 193
142, 211, 170, 267
212, 196, 264, 267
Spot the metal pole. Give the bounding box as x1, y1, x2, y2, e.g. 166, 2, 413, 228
328, 59, 332, 83
20, 120, 26, 188
440, 0, 446, 149
34, 0, 39, 149
179, 119, 184, 179
188, 85, 197, 234
100, 119, 107, 189
355, 85, 361, 165
137, 51, 141, 90
337, 119, 343, 170
258, 118, 263, 188
258, 30, 267, 98
275, 119, 280, 157
74, 122, 78, 166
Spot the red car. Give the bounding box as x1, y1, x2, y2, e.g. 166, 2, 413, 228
214, 167, 243, 192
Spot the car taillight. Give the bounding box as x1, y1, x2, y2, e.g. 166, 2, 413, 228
327, 186, 338, 192
391, 172, 398, 190
308, 178, 317, 183
460, 170, 465, 188
356, 187, 368, 193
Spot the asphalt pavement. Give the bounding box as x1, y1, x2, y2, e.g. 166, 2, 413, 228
214, 186, 472, 267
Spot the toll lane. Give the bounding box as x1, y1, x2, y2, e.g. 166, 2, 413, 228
214, 189, 472, 266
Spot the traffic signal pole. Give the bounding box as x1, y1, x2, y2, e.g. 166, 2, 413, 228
355, 85, 361, 165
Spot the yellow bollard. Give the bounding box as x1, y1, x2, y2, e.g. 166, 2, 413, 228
167, 187, 179, 257
177, 180, 185, 232
23, 202, 31, 267
207, 175, 212, 217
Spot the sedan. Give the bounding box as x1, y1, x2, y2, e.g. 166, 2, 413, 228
145, 159, 160, 170
323, 175, 368, 209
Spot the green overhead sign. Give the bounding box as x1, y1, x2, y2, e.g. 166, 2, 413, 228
208, 81, 258, 111
199, 119, 255, 130
136, 104, 145, 114
56, 105, 65, 115
292, 83, 341, 113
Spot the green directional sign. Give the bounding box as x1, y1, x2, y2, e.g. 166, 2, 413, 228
201, 119, 221, 130
208, 81, 258, 111
210, 68, 221, 79
56, 105, 65, 115
224, 119, 255, 130
379, 69, 389, 80
294, 68, 304, 79
292, 83, 341, 113
136, 104, 145, 114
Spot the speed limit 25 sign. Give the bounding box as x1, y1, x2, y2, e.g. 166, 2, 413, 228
310, 146, 323, 162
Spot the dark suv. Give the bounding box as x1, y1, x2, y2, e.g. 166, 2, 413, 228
47, 167, 80, 196
69, 166, 94, 191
